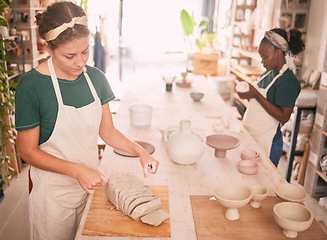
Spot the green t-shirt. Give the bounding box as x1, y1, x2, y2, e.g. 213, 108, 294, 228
257, 69, 301, 142
15, 65, 115, 145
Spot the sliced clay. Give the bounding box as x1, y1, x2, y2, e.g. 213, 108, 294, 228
126, 196, 157, 216
119, 188, 152, 212
141, 209, 170, 226
130, 198, 161, 220
123, 191, 155, 215
105, 173, 144, 208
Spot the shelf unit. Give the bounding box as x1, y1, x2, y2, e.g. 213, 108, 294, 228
3, 35, 25, 82
9, 0, 48, 71
303, 85, 327, 198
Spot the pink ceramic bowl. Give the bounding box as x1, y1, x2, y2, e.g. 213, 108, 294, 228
238, 160, 259, 175
241, 150, 261, 161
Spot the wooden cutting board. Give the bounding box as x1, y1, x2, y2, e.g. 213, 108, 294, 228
82, 185, 170, 237
190, 195, 327, 240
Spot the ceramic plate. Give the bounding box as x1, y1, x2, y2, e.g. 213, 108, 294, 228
113, 141, 155, 157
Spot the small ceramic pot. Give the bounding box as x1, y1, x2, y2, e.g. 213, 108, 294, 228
249, 185, 268, 208
241, 150, 261, 161
238, 160, 259, 175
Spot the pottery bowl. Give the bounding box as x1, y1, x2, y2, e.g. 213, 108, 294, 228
238, 160, 259, 175
206, 134, 241, 158
273, 202, 314, 238
241, 150, 260, 161
249, 185, 268, 208
190, 92, 204, 102
214, 184, 253, 220
274, 183, 307, 203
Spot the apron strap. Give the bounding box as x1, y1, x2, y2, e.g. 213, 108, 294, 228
83, 68, 99, 101
47, 57, 64, 106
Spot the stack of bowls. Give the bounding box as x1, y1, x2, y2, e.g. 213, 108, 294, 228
238, 149, 261, 175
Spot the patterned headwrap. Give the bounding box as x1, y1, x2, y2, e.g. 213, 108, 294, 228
264, 30, 296, 74
45, 16, 88, 41
264, 30, 289, 53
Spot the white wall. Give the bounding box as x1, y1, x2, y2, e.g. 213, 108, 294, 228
302, 0, 327, 72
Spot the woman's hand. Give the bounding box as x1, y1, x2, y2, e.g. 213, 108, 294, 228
73, 164, 107, 194
237, 83, 258, 100
138, 152, 159, 177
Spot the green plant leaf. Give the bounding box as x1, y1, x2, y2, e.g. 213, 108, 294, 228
0, 15, 8, 27
180, 9, 194, 36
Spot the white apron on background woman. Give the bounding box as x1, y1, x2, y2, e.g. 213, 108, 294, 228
29, 57, 102, 240
243, 65, 288, 158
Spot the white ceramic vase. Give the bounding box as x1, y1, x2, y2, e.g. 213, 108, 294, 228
164, 119, 205, 165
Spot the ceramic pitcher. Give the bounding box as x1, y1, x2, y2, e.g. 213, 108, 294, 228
164, 119, 205, 165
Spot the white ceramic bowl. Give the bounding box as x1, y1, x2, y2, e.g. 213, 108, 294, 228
238, 160, 259, 175
249, 185, 268, 208
274, 183, 307, 203
214, 184, 253, 220
273, 202, 314, 238
190, 92, 204, 102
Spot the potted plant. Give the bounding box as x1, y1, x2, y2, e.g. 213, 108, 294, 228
180, 9, 217, 52
0, 0, 16, 203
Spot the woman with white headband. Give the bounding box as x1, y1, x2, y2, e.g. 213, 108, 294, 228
15, 2, 159, 239
237, 28, 305, 167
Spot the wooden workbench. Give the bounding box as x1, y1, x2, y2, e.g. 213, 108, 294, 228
75, 72, 325, 239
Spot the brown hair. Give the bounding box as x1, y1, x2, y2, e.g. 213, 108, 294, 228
35, 1, 90, 49
261, 28, 305, 56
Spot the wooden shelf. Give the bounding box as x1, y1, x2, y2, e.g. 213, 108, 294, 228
314, 125, 327, 137
308, 162, 327, 183
231, 47, 261, 62
231, 67, 254, 84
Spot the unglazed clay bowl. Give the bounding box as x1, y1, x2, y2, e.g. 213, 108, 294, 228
214, 184, 253, 221
238, 160, 259, 175
273, 202, 313, 238
249, 185, 268, 208
190, 92, 204, 102
274, 183, 307, 203
206, 134, 240, 158
241, 150, 261, 161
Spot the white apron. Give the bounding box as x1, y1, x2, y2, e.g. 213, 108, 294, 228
243, 66, 287, 158
29, 57, 102, 240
